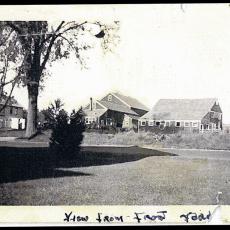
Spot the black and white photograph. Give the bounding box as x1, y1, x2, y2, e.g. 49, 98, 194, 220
0, 3, 230, 225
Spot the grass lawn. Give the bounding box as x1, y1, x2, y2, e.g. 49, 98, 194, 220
0, 145, 230, 205
0, 130, 25, 137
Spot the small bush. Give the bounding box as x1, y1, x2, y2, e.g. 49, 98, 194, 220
49, 108, 86, 160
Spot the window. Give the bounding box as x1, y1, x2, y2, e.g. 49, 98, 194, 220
108, 95, 112, 102
165, 121, 170, 127
10, 107, 13, 114
85, 117, 97, 124
212, 112, 221, 119
106, 118, 112, 126
192, 122, 198, 127
184, 122, 190, 127
141, 121, 146, 126
14, 108, 18, 115
176, 121, 181, 127
156, 121, 160, 126
149, 121, 154, 126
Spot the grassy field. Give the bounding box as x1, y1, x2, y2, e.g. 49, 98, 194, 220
1, 129, 230, 150
83, 131, 230, 150
0, 145, 230, 205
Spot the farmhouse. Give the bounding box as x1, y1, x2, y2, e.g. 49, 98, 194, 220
83, 92, 149, 131
0, 96, 25, 130
139, 98, 223, 133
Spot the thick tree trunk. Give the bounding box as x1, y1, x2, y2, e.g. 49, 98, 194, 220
25, 83, 39, 138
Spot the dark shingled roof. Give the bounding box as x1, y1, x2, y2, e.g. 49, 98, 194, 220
99, 100, 138, 115
125, 114, 141, 120
141, 98, 218, 120
113, 92, 149, 111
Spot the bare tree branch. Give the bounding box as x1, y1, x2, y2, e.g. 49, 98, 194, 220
40, 21, 65, 46
0, 74, 18, 114
57, 21, 88, 36
40, 34, 58, 73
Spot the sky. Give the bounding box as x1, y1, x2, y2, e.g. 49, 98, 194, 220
1, 4, 230, 123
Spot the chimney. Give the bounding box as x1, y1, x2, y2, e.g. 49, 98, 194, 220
90, 97, 93, 111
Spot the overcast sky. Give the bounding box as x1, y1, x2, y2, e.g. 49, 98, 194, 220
1, 4, 230, 123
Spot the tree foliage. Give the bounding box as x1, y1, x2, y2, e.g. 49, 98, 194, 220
49, 106, 86, 160
0, 20, 119, 137
0, 24, 23, 112
0, 21, 119, 88
41, 98, 64, 128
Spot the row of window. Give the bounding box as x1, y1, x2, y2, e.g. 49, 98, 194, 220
139, 120, 199, 128
85, 117, 96, 124
201, 123, 219, 130
210, 111, 222, 119
0, 119, 12, 128
10, 107, 19, 115
85, 117, 114, 126
0, 107, 19, 115
139, 120, 221, 130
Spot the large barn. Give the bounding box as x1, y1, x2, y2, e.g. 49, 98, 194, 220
83, 92, 149, 131
139, 98, 223, 133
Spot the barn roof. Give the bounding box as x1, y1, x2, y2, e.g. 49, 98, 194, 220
141, 98, 218, 121
125, 114, 140, 120
83, 108, 107, 118
113, 92, 149, 111
99, 100, 138, 115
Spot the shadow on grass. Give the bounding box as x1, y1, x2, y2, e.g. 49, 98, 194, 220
0, 146, 176, 183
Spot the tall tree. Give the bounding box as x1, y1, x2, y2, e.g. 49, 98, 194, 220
0, 25, 23, 113
0, 21, 119, 138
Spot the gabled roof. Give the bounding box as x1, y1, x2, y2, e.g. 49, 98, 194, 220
141, 98, 218, 121
113, 92, 149, 111
99, 100, 138, 115
83, 100, 107, 111
84, 108, 107, 118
